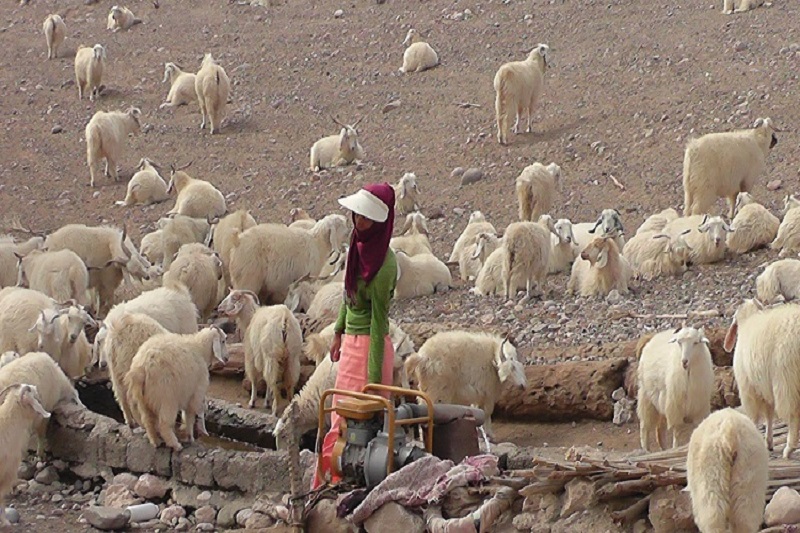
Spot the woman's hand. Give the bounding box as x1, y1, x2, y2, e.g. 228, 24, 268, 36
330, 333, 342, 362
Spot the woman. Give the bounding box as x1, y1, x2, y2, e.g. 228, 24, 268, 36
312, 182, 398, 489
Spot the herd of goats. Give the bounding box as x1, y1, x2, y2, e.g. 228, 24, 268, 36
0, 0, 795, 530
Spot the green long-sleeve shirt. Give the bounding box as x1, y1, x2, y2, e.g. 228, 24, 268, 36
334, 249, 397, 384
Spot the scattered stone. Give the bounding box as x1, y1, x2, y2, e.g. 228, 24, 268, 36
460, 167, 484, 186
84, 506, 131, 531
560, 479, 596, 518
194, 505, 216, 525
51, 125, 63, 134
425, 206, 444, 220
450, 167, 465, 178
236, 508, 254, 527
195, 524, 215, 532
17, 462, 35, 481
767, 179, 782, 191
364, 502, 424, 533
244, 511, 275, 529
382, 100, 401, 113
112, 473, 138, 491
605, 290, 623, 304
196, 490, 212, 503
160, 505, 186, 526
734, 41, 748, 52
103, 484, 140, 508
134, 474, 169, 500
34, 466, 58, 485
217, 501, 250, 528
51, 494, 64, 503
649, 486, 695, 532
4, 507, 20, 524
333, 9, 344, 18
765, 486, 800, 526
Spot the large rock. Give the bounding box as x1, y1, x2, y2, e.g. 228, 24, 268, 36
765, 486, 800, 526
648, 486, 697, 533
218, 501, 252, 528
306, 498, 356, 533
245, 511, 276, 529
195, 505, 217, 525
34, 466, 58, 485
102, 483, 141, 508
134, 474, 169, 500
496, 359, 629, 421
84, 506, 131, 531
160, 504, 186, 526
363, 502, 424, 533
560, 478, 596, 518
112, 473, 138, 491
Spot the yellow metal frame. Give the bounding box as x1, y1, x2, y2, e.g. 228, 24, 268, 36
315, 385, 435, 484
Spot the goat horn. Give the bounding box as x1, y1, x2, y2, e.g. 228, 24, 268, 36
174, 160, 193, 172
330, 114, 346, 128
238, 290, 260, 305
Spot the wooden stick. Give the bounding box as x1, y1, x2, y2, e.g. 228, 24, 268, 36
608, 173, 625, 191
611, 495, 651, 525
455, 102, 482, 109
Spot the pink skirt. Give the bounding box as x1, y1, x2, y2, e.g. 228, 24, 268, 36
312, 334, 394, 489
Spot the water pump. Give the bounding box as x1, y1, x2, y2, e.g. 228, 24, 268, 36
316, 385, 485, 488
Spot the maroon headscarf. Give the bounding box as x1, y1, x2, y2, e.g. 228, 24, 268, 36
344, 182, 395, 304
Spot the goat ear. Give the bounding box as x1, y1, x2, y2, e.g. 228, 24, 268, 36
20, 386, 50, 419
596, 246, 609, 269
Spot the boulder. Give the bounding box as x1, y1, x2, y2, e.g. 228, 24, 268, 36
648, 486, 697, 533
496, 359, 629, 421
218, 501, 252, 528
195, 505, 217, 525
160, 504, 186, 526
84, 506, 131, 531
765, 486, 800, 526
363, 502, 424, 533
134, 474, 169, 500
560, 479, 596, 518
102, 483, 141, 508
245, 511, 276, 529
460, 168, 484, 186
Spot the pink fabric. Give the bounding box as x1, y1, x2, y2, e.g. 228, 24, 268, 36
344, 182, 395, 303
312, 334, 395, 489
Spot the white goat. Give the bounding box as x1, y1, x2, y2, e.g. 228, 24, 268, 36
16, 249, 89, 306
163, 245, 223, 321
572, 209, 626, 253
43, 14, 66, 59
502, 220, 552, 300
515, 162, 561, 222
115, 159, 169, 207
399, 29, 439, 74
723, 0, 765, 14
493, 43, 551, 145
461, 231, 500, 282
770, 194, 800, 257
85, 107, 141, 187
568, 237, 632, 298
309, 115, 365, 172
623, 230, 692, 281
394, 250, 452, 299
103, 283, 199, 336
756, 259, 800, 304
683, 117, 778, 218
390, 213, 432, 257
157, 214, 213, 269
635, 208, 679, 236
405, 332, 527, 437
726, 192, 779, 255
547, 218, 579, 274
74, 44, 106, 101
106, 5, 140, 31
195, 53, 231, 134
208, 209, 257, 285
664, 215, 731, 264
448, 211, 497, 264
725, 299, 800, 457
160, 62, 197, 109
166, 164, 227, 220
637, 327, 715, 451
127, 326, 228, 451
0, 236, 44, 289
394, 172, 421, 215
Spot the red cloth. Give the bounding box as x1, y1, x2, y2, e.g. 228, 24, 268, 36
312, 334, 395, 489
344, 182, 395, 304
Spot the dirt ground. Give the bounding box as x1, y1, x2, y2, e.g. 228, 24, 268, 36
1, 0, 798, 530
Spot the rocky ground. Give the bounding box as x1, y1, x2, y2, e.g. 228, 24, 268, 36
1, 0, 798, 530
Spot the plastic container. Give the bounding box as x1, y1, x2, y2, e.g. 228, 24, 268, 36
126, 502, 159, 522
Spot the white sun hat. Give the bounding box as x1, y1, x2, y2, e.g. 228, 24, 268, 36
338, 189, 389, 223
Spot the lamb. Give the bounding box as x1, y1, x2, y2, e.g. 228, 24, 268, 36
547, 218, 579, 274
493, 43, 551, 145
228, 214, 349, 304
404, 331, 526, 436
515, 162, 561, 222
166, 164, 227, 219
309, 115, 365, 172
770, 194, 800, 257
636, 327, 715, 451
393, 172, 421, 215
194, 53, 230, 134
106, 5, 140, 31
74, 44, 106, 101
683, 117, 778, 218
399, 29, 439, 74
288, 208, 315, 230
567, 237, 632, 298
208, 209, 257, 285
99, 311, 168, 427
725, 299, 800, 457
723, 0, 765, 14
756, 259, 800, 304
0, 352, 83, 457
635, 208, 679, 236
0, 383, 51, 526
622, 230, 692, 281
85, 107, 141, 187
0, 236, 44, 288
162, 245, 223, 321
274, 322, 416, 448
502, 220, 552, 300
115, 159, 169, 206
218, 292, 301, 415
460, 232, 501, 282
447, 211, 497, 264
390, 213, 432, 257
16, 249, 90, 306
157, 214, 213, 269
394, 249, 452, 299
159, 62, 197, 109
686, 408, 768, 533
572, 209, 626, 253
664, 214, 731, 264
726, 192, 779, 254
127, 326, 228, 451
43, 14, 66, 59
